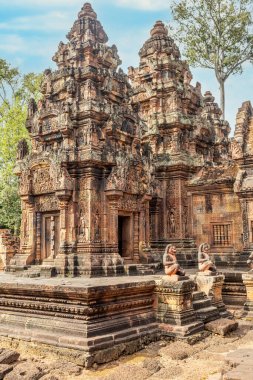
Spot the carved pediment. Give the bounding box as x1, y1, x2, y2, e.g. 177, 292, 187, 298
234, 169, 253, 193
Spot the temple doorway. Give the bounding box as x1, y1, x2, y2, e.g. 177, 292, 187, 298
118, 215, 132, 259
41, 213, 60, 260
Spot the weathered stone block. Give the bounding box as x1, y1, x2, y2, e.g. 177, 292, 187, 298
222, 272, 246, 306
0, 364, 13, 380
242, 272, 253, 320
204, 318, 238, 336
154, 277, 204, 337
0, 349, 20, 365
195, 274, 229, 317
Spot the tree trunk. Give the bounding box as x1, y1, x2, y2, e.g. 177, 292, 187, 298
219, 79, 225, 119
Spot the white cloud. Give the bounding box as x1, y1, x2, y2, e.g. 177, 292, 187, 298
0, 0, 169, 11
114, 0, 169, 10
0, 33, 57, 59
0, 0, 82, 7
0, 12, 72, 32
0, 34, 26, 53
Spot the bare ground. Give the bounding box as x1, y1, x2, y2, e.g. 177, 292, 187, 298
0, 318, 253, 380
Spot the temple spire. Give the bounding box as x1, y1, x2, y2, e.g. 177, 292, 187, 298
66, 2, 108, 43
53, 2, 111, 69
150, 21, 168, 37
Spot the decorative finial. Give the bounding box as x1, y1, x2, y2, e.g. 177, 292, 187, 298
150, 21, 168, 37
204, 91, 215, 103
78, 2, 97, 19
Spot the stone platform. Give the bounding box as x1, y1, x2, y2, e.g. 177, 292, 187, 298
0, 274, 158, 368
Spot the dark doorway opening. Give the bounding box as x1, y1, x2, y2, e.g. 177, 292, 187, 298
118, 216, 131, 258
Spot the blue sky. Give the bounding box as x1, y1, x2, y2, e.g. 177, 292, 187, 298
0, 0, 252, 130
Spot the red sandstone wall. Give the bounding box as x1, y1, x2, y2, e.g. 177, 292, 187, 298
191, 192, 243, 252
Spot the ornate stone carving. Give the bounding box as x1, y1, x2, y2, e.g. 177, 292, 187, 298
241, 200, 249, 245
78, 208, 88, 242
32, 167, 54, 194
163, 245, 185, 277
198, 243, 217, 274
17, 139, 29, 160
247, 252, 253, 272
35, 195, 59, 212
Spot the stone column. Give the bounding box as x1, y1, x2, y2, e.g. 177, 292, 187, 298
56, 189, 72, 255
35, 212, 41, 264
144, 196, 151, 245
177, 178, 184, 239
241, 199, 249, 249
139, 195, 152, 245
21, 198, 36, 265
59, 199, 69, 250
53, 193, 71, 276
106, 191, 122, 248
133, 212, 140, 263
150, 198, 162, 242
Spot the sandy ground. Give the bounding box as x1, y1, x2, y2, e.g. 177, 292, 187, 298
74, 320, 253, 380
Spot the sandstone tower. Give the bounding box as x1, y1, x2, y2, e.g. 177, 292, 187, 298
8, 3, 252, 276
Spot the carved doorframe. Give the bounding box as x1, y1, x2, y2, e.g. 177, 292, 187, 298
118, 211, 134, 262
40, 212, 60, 261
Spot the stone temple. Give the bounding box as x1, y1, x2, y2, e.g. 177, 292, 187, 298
0, 2, 252, 367
6, 3, 252, 277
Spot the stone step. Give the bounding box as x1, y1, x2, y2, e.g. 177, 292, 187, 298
24, 273, 40, 278
137, 270, 156, 275
192, 291, 206, 301
192, 298, 213, 310
124, 263, 160, 276
16, 265, 57, 278
194, 306, 220, 323
219, 310, 231, 319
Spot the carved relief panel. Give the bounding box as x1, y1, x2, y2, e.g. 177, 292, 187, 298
32, 167, 54, 195
35, 195, 59, 212
166, 180, 177, 238
78, 177, 91, 243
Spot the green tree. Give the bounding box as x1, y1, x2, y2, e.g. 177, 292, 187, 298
0, 58, 19, 106
0, 59, 42, 233
171, 0, 253, 118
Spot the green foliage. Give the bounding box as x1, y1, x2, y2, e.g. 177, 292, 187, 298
0, 58, 19, 106
171, 0, 253, 117
0, 58, 42, 233
0, 180, 22, 234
